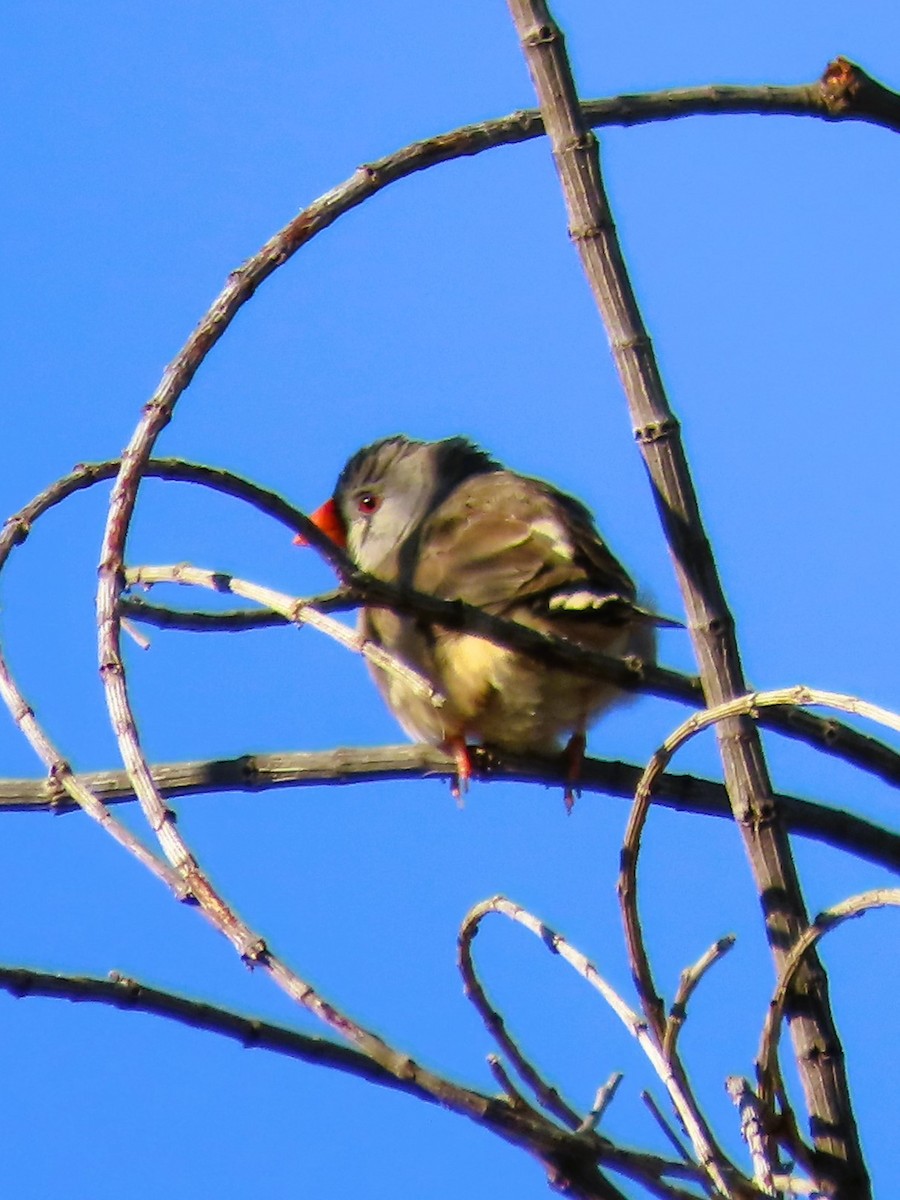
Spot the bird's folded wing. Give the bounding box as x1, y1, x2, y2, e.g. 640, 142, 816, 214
414, 471, 637, 617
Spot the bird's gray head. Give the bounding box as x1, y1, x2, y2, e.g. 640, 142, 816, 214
333, 435, 497, 574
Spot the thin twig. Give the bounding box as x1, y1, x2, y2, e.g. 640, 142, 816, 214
0, 653, 178, 891
640, 1091, 695, 1168
757, 888, 900, 1118
577, 1072, 624, 1134
726, 1077, 778, 1198
120, 587, 355, 629
664, 936, 737, 1061
487, 1054, 540, 1115
126, 563, 443, 709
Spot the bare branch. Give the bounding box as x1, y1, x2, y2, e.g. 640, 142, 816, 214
624, 686, 897, 1193
121, 581, 900, 792
726, 1078, 779, 1198
0, 643, 179, 892
577, 1073, 624, 1135
665, 937, 737, 1061
120, 587, 354, 630
2, 41, 892, 1196
126, 562, 444, 711
0, 964, 660, 1199
757, 888, 900, 1119
621, 677, 900, 975
621, 689, 894, 1192
4, 745, 898, 875
504, 2, 871, 1189
0, 964, 445, 1099
460, 896, 743, 1197
637, 687, 900, 807
640, 1091, 695, 1169
457, 901, 583, 1129
487, 1054, 542, 1116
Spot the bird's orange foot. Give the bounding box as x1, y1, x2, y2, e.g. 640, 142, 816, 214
562, 730, 587, 814
446, 737, 473, 806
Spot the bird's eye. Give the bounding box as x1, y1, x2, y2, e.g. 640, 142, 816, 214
357, 492, 381, 515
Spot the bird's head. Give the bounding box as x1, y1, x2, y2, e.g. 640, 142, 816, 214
295, 435, 497, 574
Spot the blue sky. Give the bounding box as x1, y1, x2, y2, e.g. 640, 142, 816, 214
1, 2, 898, 1196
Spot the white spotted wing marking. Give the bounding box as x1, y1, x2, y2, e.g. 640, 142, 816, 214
529, 517, 574, 561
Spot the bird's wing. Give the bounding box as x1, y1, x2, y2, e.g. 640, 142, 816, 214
413, 470, 636, 617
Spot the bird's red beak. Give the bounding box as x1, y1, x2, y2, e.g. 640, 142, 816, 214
293, 498, 347, 548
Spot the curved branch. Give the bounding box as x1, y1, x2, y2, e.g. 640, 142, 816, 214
637, 687, 899, 808
457, 902, 584, 1130
0, 457, 336, 563
84, 67, 900, 994
620, 686, 898, 1192
4, 458, 898, 789
0, 44, 891, 1200
460, 896, 744, 1198
5, 445, 487, 1113
757, 888, 900, 1116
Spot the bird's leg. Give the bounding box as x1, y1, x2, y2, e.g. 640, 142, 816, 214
446, 736, 472, 805
562, 729, 586, 814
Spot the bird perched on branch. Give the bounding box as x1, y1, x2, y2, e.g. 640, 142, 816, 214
297, 435, 672, 805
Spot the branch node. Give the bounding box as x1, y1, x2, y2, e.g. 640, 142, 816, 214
240, 937, 268, 966
633, 417, 679, 445
522, 23, 556, 47
569, 221, 611, 242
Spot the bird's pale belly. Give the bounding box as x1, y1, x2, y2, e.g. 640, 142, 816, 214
364, 609, 647, 755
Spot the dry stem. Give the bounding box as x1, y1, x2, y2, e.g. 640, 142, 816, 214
460, 896, 742, 1197
504, 1, 871, 1190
